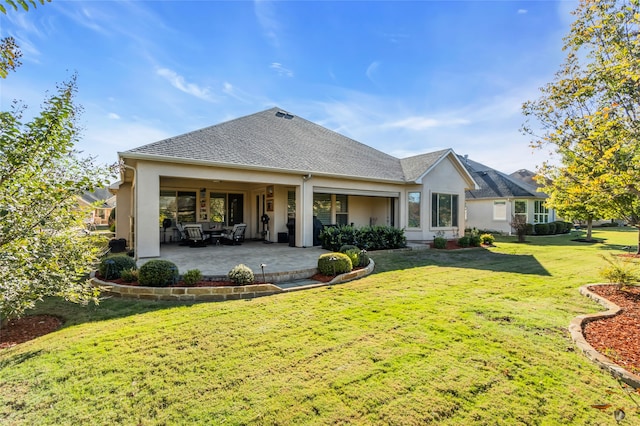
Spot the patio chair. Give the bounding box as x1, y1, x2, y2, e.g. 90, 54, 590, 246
220, 223, 247, 245
183, 224, 208, 247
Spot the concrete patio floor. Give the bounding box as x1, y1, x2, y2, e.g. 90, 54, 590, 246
138, 240, 329, 280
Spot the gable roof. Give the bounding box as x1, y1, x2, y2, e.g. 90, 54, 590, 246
79, 188, 116, 208
460, 156, 545, 200
121, 107, 476, 185
123, 107, 407, 182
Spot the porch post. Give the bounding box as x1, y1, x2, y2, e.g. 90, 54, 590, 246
299, 176, 314, 247
135, 164, 160, 258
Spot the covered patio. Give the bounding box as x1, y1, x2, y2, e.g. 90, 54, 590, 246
138, 240, 329, 282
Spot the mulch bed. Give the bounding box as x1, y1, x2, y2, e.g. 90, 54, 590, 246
583, 284, 640, 375
0, 315, 64, 349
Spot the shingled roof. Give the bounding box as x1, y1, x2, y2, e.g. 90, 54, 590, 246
122, 107, 460, 183
124, 108, 409, 181
460, 156, 544, 200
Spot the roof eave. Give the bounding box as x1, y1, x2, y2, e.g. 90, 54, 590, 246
118, 151, 406, 185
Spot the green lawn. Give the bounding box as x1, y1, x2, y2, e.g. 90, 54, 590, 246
1, 228, 639, 425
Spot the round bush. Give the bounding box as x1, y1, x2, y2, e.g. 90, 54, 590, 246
458, 236, 470, 247
318, 253, 352, 275
182, 269, 203, 286
99, 254, 137, 280
480, 233, 495, 245
433, 237, 447, 249
138, 260, 179, 287
470, 235, 482, 247
228, 264, 254, 285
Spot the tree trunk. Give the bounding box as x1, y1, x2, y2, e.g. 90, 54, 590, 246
637, 226, 640, 255
586, 217, 593, 241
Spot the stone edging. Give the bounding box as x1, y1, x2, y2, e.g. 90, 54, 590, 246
90, 259, 375, 301
281, 259, 376, 292
569, 284, 640, 388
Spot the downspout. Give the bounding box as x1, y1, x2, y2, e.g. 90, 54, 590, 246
120, 162, 137, 260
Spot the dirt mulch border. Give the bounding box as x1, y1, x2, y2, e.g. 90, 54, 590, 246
569, 284, 640, 389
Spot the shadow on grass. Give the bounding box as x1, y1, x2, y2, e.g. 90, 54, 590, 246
372, 248, 551, 276
27, 295, 194, 330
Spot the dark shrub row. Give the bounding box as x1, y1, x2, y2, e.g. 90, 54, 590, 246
531, 221, 573, 235
319, 225, 406, 252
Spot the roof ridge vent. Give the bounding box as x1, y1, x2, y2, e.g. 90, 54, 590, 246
275, 110, 294, 119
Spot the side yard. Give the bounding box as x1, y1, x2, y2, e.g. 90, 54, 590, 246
0, 228, 638, 424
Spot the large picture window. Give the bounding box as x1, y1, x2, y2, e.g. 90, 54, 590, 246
408, 192, 421, 228
432, 193, 458, 227
534, 200, 549, 223
159, 190, 196, 225
514, 200, 527, 222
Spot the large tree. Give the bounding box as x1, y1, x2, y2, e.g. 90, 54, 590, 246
522, 0, 640, 252
1, 0, 113, 322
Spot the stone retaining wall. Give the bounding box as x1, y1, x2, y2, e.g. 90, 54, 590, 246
91, 278, 283, 301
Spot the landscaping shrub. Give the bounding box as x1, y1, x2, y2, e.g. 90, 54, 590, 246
599, 255, 639, 286
228, 264, 254, 285
339, 244, 360, 253
319, 225, 405, 251
433, 237, 447, 249
138, 260, 179, 287
525, 223, 534, 235
317, 252, 352, 275
469, 234, 482, 247
553, 221, 566, 234
547, 222, 557, 235
358, 250, 370, 267
534, 223, 550, 235
183, 269, 203, 286
98, 254, 137, 280
120, 268, 138, 283
564, 221, 574, 232
457, 236, 470, 247
480, 233, 495, 245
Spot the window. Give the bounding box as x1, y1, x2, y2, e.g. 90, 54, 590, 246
432, 193, 458, 227
209, 192, 244, 225
408, 192, 421, 228
209, 193, 226, 223
287, 190, 296, 216
335, 194, 348, 226
159, 190, 197, 224
534, 200, 549, 223
313, 193, 331, 225
493, 201, 507, 221
514, 200, 527, 222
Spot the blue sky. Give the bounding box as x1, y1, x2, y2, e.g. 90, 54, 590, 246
2, 0, 578, 174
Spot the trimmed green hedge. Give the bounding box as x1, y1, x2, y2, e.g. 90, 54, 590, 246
99, 254, 137, 280
317, 253, 353, 275
138, 260, 179, 287
319, 225, 406, 251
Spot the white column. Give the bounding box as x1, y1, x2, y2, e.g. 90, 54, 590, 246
135, 163, 160, 258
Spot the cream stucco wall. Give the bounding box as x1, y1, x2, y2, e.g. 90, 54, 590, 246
118, 152, 474, 257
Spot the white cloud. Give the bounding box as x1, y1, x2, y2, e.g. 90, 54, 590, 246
517, 9, 528, 15
270, 62, 294, 77
156, 68, 216, 101
386, 116, 470, 130
366, 61, 380, 83
108, 113, 121, 120
254, 0, 280, 47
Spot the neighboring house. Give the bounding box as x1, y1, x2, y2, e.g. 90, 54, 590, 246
461, 157, 556, 234
111, 107, 478, 259
78, 188, 116, 227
